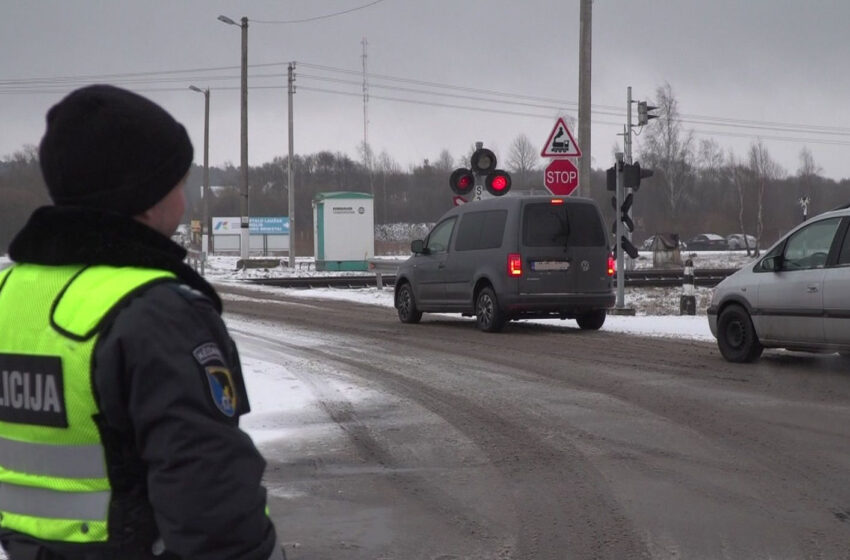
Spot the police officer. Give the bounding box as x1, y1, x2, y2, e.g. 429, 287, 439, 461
0, 85, 284, 560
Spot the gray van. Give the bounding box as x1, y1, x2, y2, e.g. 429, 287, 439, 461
394, 195, 615, 332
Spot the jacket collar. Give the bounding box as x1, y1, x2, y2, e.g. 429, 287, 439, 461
8, 206, 221, 312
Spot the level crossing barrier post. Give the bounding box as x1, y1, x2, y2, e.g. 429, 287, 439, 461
679, 258, 696, 315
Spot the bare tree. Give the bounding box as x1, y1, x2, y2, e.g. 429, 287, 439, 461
697, 139, 725, 183
434, 149, 454, 172
506, 134, 539, 190
747, 140, 784, 256
727, 151, 756, 256
638, 83, 695, 219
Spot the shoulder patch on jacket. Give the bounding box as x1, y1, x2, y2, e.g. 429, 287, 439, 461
193, 342, 237, 417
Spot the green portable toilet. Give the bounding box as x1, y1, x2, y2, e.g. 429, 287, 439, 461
312, 191, 374, 271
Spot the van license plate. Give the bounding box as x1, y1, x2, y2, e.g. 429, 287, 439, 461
532, 260, 570, 271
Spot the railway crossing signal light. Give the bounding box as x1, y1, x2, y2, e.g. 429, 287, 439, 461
637, 101, 658, 126
450, 146, 511, 198
485, 170, 512, 196
623, 161, 653, 191
449, 168, 475, 196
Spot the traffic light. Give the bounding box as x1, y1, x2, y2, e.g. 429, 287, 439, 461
623, 161, 654, 191
606, 165, 616, 191
450, 146, 511, 198
637, 101, 658, 126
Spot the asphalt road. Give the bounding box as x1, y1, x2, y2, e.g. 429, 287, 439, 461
219, 284, 850, 560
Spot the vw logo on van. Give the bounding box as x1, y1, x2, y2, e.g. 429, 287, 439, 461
581, 260, 590, 272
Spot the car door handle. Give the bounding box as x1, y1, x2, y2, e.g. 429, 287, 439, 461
807, 285, 819, 293
438, 264, 446, 269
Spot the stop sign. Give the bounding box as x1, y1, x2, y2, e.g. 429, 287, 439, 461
544, 159, 579, 196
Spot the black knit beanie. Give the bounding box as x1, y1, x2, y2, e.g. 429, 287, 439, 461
39, 84, 194, 216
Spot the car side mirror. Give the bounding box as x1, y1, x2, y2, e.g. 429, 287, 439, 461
411, 239, 425, 254
762, 256, 783, 272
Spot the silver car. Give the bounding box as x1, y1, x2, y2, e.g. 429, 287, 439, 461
708, 206, 850, 362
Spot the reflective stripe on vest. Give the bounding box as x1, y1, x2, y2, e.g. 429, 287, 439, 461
0, 264, 175, 543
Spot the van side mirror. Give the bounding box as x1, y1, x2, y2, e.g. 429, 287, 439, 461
411, 239, 425, 254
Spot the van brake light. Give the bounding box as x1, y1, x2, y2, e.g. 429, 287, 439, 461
508, 253, 523, 277
607, 253, 616, 276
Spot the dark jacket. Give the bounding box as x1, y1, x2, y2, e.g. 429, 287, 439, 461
2, 206, 279, 560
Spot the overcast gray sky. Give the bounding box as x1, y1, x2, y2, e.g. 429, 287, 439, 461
2, 0, 848, 181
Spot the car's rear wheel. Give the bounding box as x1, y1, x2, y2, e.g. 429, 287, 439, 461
396, 282, 422, 324
476, 287, 506, 332
576, 309, 606, 330
717, 305, 763, 362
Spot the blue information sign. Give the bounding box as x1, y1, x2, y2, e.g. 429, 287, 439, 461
249, 217, 289, 235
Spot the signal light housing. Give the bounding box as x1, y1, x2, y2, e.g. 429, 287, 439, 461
449, 168, 475, 196
485, 170, 512, 197
471, 148, 498, 174
507, 253, 522, 277
623, 161, 654, 191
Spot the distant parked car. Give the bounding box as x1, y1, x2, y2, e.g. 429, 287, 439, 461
685, 233, 727, 251
726, 233, 758, 251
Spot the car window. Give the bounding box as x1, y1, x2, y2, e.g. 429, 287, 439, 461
781, 217, 840, 270
425, 217, 456, 254
836, 220, 850, 266
522, 202, 605, 248
455, 210, 507, 251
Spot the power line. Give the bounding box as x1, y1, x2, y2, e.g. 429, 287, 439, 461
2, 61, 849, 145
252, 0, 388, 24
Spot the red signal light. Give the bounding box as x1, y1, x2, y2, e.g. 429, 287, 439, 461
485, 170, 512, 196
449, 168, 475, 195
508, 253, 522, 277
607, 253, 615, 276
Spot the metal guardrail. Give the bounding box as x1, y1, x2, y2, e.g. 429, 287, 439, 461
247, 267, 740, 290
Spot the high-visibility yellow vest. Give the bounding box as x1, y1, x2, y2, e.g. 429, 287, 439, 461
0, 264, 175, 543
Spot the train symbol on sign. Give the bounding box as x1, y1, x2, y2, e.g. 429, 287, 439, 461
540, 117, 582, 158
551, 128, 571, 153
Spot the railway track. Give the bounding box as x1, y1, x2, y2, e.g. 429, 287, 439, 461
246, 267, 739, 290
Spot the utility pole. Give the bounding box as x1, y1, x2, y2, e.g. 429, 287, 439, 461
362, 36, 375, 200
188, 86, 210, 254
239, 16, 249, 263
287, 62, 296, 268
625, 86, 634, 270
577, 0, 592, 197
218, 15, 251, 262
361, 37, 369, 150
615, 151, 626, 309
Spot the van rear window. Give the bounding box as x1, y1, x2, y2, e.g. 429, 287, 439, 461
455, 210, 508, 251
522, 203, 605, 247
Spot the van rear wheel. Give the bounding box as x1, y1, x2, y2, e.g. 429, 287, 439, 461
476, 287, 506, 332
576, 309, 606, 330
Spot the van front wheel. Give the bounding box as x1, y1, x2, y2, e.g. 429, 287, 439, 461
476, 287, 506, 332
576, 309, 606, 330
396, 283, 422, 324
